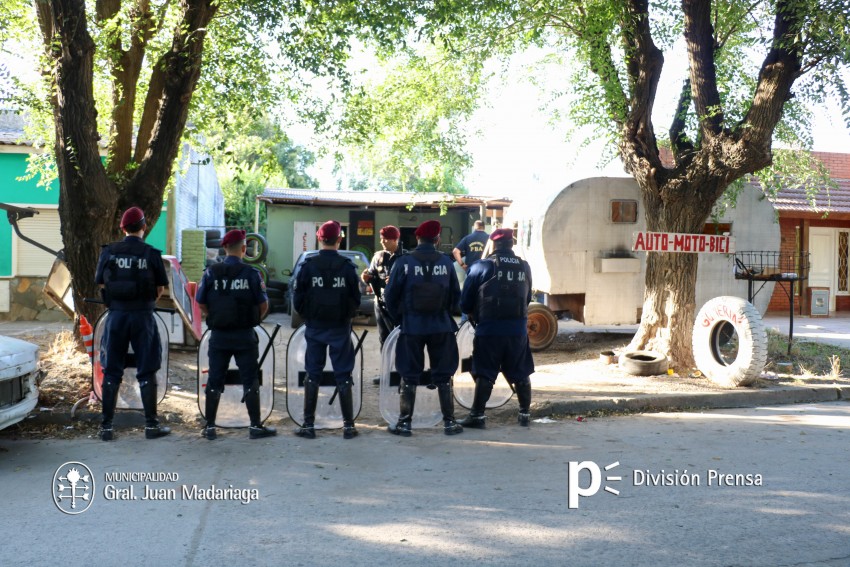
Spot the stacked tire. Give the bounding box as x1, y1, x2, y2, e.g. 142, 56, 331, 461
204, 229, 223, 268
266, 279, 288, 313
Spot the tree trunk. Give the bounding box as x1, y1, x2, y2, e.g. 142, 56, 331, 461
45, 0, 119, 329
629, 250, 700, 370
626, 172, 724, 370
37, 0, 217, 333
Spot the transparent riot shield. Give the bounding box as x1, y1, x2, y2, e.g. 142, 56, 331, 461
197, 325, 275, 428
285, 325, 363, 429
379, 327, 442, 428
92, 311, 169, 409
453, 321, 513, 409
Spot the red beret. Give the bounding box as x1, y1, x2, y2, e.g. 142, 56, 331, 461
380, 225, 400, 240
221, 229, 246, 247
490, 228, 514, 242
317, 220, 341, 240
415, 220, 441, 240
120, 206, 145, 229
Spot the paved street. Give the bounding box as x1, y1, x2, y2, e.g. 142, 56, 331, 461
2, 402, 848, 567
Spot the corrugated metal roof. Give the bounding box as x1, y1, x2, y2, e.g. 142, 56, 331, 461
771, 179, 850, 215
259, 188, 512, 208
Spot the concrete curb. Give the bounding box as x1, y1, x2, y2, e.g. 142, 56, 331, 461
528, 384, 850, 416
18, 385, 850, 428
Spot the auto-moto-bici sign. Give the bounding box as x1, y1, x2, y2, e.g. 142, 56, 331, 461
632, 231, 735, 254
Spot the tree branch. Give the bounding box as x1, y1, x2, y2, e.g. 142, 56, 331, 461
683, 0, 724, 137
737, 0, 804, 152
101, 0, 157, 175
669, 78, 694, 157
34, 0, 54, 49
714, 0, 761, 50
128, 0, 218, 221
619, 0, 664, 181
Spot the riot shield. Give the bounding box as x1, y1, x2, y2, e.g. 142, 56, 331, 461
454, 321, 513, 409
378, 327, 442, 428
92, 311, 169, 409
197, 325, 275, 428
285, 325, 363, 429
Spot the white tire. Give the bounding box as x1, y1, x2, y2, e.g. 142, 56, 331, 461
692, 296, 767, 387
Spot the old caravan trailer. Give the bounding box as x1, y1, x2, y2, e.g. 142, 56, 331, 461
509, 177, 780, 348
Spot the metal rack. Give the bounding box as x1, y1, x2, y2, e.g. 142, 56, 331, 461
734, 251, 810, 354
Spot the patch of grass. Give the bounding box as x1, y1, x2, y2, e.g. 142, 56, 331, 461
37, 330, 91, 407
766, 330, 849, 377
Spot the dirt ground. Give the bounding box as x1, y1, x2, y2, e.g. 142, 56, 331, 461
3, 313, 847, 440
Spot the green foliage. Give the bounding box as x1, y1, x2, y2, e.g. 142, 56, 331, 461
218, 162, 270, 229
334, 42, 483, 193
202, 110, 319, 227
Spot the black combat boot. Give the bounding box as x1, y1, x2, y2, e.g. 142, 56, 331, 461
338, 381, 358, 439
203, 389, 221, 440
99, 381, 119, 441
295, 379, 319, 439
245, 386, 276, 439
438, 382, 463, 436
515, 381, 532, 426
458, 379, 493, 429
388, 379, 416, 437
140, 380, 171, 439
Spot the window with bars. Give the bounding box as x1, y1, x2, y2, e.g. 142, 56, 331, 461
839, 231, 848, 292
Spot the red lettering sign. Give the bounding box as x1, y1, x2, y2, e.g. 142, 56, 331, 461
633, 232, 735, 254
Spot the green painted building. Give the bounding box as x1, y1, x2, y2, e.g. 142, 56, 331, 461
257, 188, 511, 281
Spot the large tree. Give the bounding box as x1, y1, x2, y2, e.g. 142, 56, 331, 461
0, 0, 414, 326
420, 0, 850, 367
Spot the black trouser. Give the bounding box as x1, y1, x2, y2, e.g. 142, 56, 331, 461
375, 299, 394, 347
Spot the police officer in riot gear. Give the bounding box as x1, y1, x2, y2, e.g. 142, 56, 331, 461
94, 206, 170, 441
195, 229, 275, 440
293, 220, 362, 439
361, 225, 404, 348
383, 219, 463, 437
459, 228, 535, 427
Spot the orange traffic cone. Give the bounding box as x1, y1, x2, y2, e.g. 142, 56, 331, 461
80, 315, 94, 364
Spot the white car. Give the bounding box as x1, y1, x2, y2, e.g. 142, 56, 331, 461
0, 335, 40, 431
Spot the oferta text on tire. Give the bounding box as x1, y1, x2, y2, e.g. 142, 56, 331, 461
692, 296, 767, 387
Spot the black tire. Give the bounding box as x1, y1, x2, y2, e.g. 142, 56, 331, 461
527, 302, 558, 352
243, 233, 268, 265
206, 238, 222, 248
619, 350, 668, 376
693, 296, 767, 387
266, 288, 285, 300
266, 279, 288, 292
270, 302, 288, 313
205, 229, 221, 240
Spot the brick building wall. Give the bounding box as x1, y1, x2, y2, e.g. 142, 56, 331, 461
811, 151, 850, 179
765, 218, 803, 314
764, 151, 850, 314
766, 217, 850, 314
